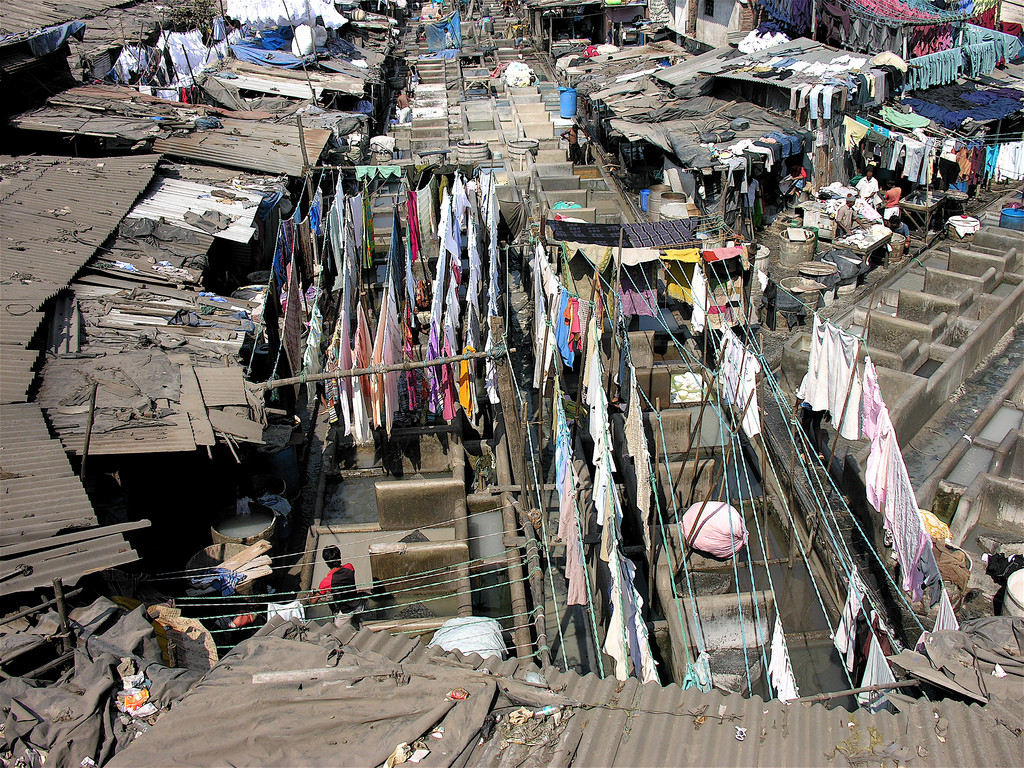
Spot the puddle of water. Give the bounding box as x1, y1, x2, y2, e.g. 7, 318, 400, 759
947, 445, 994, 486
977, 406, 1022, 444
322, 477, 379, 526
990, 282, 1016, 298
915, 358, 942, 378
215, 510, 274, 539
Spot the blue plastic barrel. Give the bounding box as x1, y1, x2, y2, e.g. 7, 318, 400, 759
559, 87, 577, 119
640, 189, 650, 212
999, 208, 1024, 231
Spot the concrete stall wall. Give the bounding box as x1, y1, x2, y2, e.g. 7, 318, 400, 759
668, 0, 749, 47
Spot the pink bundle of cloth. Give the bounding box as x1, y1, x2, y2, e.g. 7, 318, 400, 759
681, 501, 748, 559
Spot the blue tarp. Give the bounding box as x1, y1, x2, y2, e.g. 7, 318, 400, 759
421, 49, 460, 59
425, 11, 461, 53
230, 43, 306, 68
0, 21, 88, 56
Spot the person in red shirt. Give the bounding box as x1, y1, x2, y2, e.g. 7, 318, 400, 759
309, 545, 361, 615
882, 180, 902, 220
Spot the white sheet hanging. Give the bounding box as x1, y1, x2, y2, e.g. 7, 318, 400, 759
768, 615, 799, 702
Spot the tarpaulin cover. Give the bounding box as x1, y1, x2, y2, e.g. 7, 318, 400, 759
230, 43, 307, 68
890, 616, 1024, 731
20, 21, 87, 57
425, 12, 462, 53
0, 599, 202, 768
108, 618, 499, 768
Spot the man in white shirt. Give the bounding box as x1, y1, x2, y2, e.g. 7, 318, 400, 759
856, 167, 880, 206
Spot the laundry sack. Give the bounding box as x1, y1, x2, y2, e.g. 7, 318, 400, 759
681, 501, 748, 558
428, 616, 507, 660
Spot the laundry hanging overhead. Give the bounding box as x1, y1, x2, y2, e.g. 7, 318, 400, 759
798, 314, 862, 441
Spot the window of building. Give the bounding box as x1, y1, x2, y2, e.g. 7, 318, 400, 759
704, 0, 715, 14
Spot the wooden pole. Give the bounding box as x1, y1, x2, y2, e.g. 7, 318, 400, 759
52, 578, 70, 654
80, 383, 99, 480
262, 347, 500, 391
281, 0, 319, 102
790, 679, 919, 704
500, 493, 533, 660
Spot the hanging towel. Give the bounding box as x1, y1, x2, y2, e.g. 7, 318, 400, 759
769, 615, 800, 702
834, 568, 865, 673
858, 635, 896, 713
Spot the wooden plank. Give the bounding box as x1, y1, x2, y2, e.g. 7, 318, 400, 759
208, 409, 264, 443
168, 356, 216, 447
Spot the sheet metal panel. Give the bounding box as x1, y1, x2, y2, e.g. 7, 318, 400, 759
126, 176, 262, 244
153, 119, 332, 177
0, 0, 132, 37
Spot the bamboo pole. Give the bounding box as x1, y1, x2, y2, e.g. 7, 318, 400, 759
261, 347, 501, 391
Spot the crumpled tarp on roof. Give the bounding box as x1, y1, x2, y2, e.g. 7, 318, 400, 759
609, 98, 805, 169
108, 617, 1024, 768
0, 598, 203, 767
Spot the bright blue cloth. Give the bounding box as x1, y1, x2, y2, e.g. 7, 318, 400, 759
425, 11, 462, 53
230, 43, 305, 68
18, 21, 86, 57
553, 289, 575, 367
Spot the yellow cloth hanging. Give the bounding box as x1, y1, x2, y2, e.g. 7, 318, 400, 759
459, 345, 476, 416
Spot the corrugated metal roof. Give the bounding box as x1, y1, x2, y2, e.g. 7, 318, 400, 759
215, 60, 367, 98
109, 618, 1024, 767
153, 119, 332, 177
0, 347, 40, 404
0, 0, 132, 37
0, 154, 160, 286
0, 403, 142, 594
126, 176, 263, 244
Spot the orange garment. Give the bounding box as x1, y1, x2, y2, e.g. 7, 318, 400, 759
459, 345, 476, 417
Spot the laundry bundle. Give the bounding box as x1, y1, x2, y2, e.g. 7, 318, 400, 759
681, 501, 749, 559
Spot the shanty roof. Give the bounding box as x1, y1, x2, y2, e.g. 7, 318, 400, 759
606, 96, 805, 169
0, 403, 147, 595
0, 154, 159, 393
655, 38, 879, 93
108, 617, 1024, 767
0, 0, 131, 37
0, 154, 160, 288
153, 117, 333, 176
9, 84, 284, 144
214, 60, 368, 98
0, 155, 158, 595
